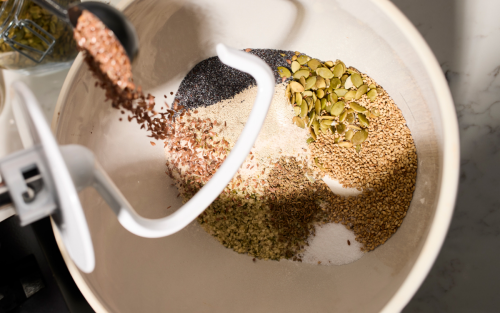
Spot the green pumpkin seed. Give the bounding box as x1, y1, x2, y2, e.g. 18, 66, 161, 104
350, 73, 363, 88
334, 136, 340, 143
293, 106, 301, 116
309, 126, 317, 140
305, 76, 317, 90
308, 110, 316, 125
330, 125, 337, 134
300, 76, 306, 88
321, 119, 333, 127
376, 87, 384, 94
277, 67, 291, 78
370, 107, 381, 117
293, 116, 305, 128
300, 100, 308, 117
346, 113, 354, 124
317, 68, 334, 79
367, 89, 378, 101
291, 61, 301, 73
330, 77, 341, 89
302, 91, 313, 97
334, 88, 348, 97
292, 55, 298, 61
341, 74, 349, 87
290, 81, 305, 93
369, 83, 376, 89
308, 98, 314, 111
347, 68, 358, 74
337, 122, 346, 134
347, 124, 361, 130
352, 129, 368, 145
315, 77, 326, 89
338, 141, 353, 148
328, 93, 338, 104
293, 69, 310, 80
330, 101, 345, 116
297, 55, 309, 65
344, 90, 357, 101
316, 89, 325, 99
356, 144, 361, 153
313, 120, 320, 136
338, 110, 347, 122
306, 137, 315, 144
355, 84, 368, 99
312, 92, 317, 103
319, 115, 336, 120
308, 59, 321, 70
333, 62, 345, 78
321, 98, 327, 111
350, 102, 367, 112
345, 129, 354, 141
324, 61, 334, 67
314, 99, 321, 115
358, 113, 369, 127
295, 92, 302, 105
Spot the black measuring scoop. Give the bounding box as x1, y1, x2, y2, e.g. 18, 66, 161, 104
30, 0, 139, 62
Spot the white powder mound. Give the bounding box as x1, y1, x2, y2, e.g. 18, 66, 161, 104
298, 175, 364, 265
301, 222, 364, 265
193, 83, 310, 180
322, 175, 362, 197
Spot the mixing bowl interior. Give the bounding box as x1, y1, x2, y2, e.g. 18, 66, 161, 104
53, 0, 455, 312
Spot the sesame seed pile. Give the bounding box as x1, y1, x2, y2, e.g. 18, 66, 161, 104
310, 83, 417, 251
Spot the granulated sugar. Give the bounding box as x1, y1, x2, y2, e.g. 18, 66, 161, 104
300, 223, 364, 265
299, 176, 364, 265
193, 83, 309, 180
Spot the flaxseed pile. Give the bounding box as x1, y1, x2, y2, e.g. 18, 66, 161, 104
74, 10, 174, 140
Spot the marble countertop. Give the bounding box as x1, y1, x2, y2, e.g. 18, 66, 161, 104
0, 0, 499, 312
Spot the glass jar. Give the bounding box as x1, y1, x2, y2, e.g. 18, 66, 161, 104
0, 0, 80, 74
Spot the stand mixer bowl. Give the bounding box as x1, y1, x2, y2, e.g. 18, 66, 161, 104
52, 0, 459, 312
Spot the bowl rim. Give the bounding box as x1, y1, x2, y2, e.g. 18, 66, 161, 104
50, 0, 460, 312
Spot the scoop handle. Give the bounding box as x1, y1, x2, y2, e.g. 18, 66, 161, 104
91, 44, 275, 237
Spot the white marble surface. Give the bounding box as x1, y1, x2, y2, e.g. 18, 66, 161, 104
0, 0, 499, 311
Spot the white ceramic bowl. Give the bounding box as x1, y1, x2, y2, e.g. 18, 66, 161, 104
52, 0, 459, 312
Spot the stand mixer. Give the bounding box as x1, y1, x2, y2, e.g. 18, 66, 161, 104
0, 43, 275, 273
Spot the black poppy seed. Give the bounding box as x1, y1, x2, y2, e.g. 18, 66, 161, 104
174, 49, 295, 110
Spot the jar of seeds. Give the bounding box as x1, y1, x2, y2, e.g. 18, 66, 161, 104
0, 0, 79, 74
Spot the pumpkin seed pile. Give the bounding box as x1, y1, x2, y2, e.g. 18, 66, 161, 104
278, 52, 382, 151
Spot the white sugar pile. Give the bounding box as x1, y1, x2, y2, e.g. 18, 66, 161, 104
300, 175, 365, 265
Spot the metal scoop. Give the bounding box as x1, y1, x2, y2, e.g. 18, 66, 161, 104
31, 0, 139, 61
